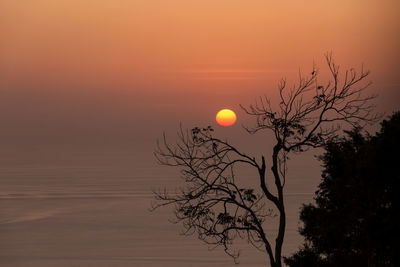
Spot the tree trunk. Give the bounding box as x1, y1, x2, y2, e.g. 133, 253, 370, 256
274, 202, 286, 267
271, 141, 286, 267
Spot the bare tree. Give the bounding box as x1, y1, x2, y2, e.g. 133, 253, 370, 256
151, 54, 378, 267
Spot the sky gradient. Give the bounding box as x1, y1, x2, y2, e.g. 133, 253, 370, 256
1, 1, 399, 266
1, 0, 399, 179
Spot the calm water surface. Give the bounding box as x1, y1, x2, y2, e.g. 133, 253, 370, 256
0, 150, 320, 266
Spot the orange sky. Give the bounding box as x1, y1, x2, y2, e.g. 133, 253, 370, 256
1, 3, 398, 264
0, 0, 399, 150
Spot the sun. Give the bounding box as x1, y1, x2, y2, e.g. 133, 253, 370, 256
216, 109, 237, 126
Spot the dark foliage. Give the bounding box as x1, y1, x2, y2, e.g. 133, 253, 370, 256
285, 112, 400, 266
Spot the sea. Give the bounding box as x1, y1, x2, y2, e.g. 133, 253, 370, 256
0, 148, 321, 267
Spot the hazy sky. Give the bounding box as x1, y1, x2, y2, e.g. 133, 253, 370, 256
0, 2, 399, 266
0, 0, 399, 152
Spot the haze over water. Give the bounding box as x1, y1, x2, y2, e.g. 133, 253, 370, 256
1, 1, 399, 266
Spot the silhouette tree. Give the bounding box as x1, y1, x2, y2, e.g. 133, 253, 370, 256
284, 112, 399, 267
152, 54, 378, 267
